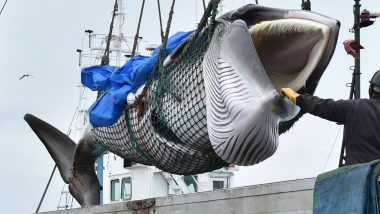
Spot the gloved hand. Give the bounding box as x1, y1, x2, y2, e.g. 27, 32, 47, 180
280, 88, 299, 104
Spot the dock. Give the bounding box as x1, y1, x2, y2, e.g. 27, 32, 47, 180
40, 177, 315, 214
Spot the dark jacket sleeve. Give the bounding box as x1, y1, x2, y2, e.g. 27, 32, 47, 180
296, 94, 352, 124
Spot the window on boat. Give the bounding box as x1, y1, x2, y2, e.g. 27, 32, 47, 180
184, 175, 198, 193
213, 180, 224, 190
111, 179, 121, 201
212, 177, 230, 190
121, 177, 132, 200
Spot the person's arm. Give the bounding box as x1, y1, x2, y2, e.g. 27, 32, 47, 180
281, 88, 351, 124
296, 94, 351, 124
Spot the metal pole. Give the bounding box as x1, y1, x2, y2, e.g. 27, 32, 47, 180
35, 165, 57, 213
116, 0, 124, 67
339, 0, 361, 167
353, 0, 361, 99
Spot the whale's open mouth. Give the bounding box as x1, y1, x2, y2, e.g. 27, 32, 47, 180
249, 19, 331, 91
204, 6, 340, 165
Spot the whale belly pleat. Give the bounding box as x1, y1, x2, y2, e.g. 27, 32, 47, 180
204, 20, 297, 165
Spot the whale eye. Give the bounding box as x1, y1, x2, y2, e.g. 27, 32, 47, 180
249, 19, 331, 91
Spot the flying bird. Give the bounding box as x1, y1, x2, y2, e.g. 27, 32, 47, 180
19, 74, 34, 80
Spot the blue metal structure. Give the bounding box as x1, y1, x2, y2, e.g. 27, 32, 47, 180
96, 155, 104, 204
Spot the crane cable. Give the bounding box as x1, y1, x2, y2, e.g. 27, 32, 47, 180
0, 0, 8, 15
322, 126, 343, 173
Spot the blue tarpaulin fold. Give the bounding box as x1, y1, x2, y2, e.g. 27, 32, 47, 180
313, 160, 380, 214
81, 30, 194, 127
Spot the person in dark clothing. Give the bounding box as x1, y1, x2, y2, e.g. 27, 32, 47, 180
281, 70, 380, 165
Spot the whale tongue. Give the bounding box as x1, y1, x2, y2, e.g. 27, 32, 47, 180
24, 114, 75, 183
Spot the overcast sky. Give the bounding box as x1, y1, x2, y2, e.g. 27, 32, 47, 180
1, 0, 380, 213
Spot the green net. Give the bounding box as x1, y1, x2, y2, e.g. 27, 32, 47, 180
93, 0, 228, 175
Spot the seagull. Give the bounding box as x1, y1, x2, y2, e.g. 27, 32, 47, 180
19, 74, 34, 80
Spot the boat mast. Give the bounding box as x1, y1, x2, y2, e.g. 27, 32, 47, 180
114, 0, 126, 67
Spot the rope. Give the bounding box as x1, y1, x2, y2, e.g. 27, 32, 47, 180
151, 0, 176, 79
131, 0, 220, 108
322, 126, 343, 173
255, 0, 259, 4
152, 0, 177, 116
202, 0, 206, 10
208, 0, 220, 40
131, 0, 146, 58
192, 0, 220, 42
36, 166, 57, 213
162, 0, 176, 50
124, 0, 176, 162
101, 0, 118, 66
301, 0, 311, 11
0, 0, 8, 15
124, 109, 152, 162
130, 0, 177, 107
156, 0, 165, 43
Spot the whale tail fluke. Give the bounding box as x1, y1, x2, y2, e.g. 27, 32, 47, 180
24, 113, 75, 183
24, 114, 102, 206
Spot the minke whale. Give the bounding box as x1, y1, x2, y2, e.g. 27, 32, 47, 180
25, 4, 340, 206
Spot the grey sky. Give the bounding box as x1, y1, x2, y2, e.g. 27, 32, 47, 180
1, 0, 380, 213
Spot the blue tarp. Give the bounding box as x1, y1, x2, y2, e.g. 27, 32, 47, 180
81, 30, 194, 127
313, 160, 380, 214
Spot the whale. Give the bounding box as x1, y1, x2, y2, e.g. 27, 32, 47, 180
25, 4, 340, 206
